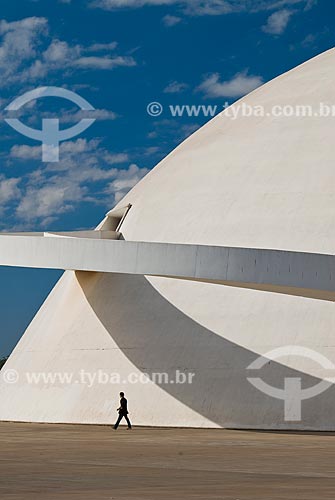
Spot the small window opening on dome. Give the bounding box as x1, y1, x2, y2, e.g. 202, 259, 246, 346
101, 204, 132, 232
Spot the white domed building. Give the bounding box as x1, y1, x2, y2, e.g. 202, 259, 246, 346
1, 49, 335, 429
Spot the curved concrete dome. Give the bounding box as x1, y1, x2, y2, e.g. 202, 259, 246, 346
118, 47, 335, 254
1, 49, 335, 430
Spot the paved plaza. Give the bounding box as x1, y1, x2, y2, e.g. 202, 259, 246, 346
1, 422, 335, 499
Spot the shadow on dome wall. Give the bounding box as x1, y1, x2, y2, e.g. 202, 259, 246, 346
77, 270, 335, 430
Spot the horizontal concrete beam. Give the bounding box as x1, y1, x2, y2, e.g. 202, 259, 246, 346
0, 230, 120, 240
0, 234, 334, 300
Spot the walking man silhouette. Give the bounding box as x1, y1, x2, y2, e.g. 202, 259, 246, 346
113, 392, 132, 430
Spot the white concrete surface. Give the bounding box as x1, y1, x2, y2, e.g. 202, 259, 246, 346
1, 234, 335, 300
1, 49, 335, 429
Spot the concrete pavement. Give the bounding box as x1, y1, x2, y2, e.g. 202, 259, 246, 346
1, 422, 335, 499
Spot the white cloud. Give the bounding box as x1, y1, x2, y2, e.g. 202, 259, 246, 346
16, 179, 87, 220
103, 152, 130, 164
86, 42, 118, 51
16, 162, 148, 221
43, 39, 79, 63
0, 175, 21, 205
56, 138, 101, 155
0, 17, 48, 84
142, 146, 160, 155
304, 0, 317, 10
104, 164, 149, 203
0, 17, 137, 86
10, 139, 102, 162
10, 144, 41, 160
89, 109, 118, 120
164, 81, 188, 93
0, 17, 47, 35
58, 108, 118, 122
8, 138, 144, 224
162, 14, 182, 26
262, 9, 293, 34
147, 118, 201, 144
26, 107, 118, 124
197, 71, 263, 98
300, 33, 317, 48
75, 55, 136, 70
93, 0, 176, 8
92, 0, 312, 17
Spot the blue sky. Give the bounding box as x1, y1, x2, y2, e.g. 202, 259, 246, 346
0, 0, 333, 356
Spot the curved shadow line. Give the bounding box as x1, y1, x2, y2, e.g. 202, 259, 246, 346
77, 270, 335, 429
